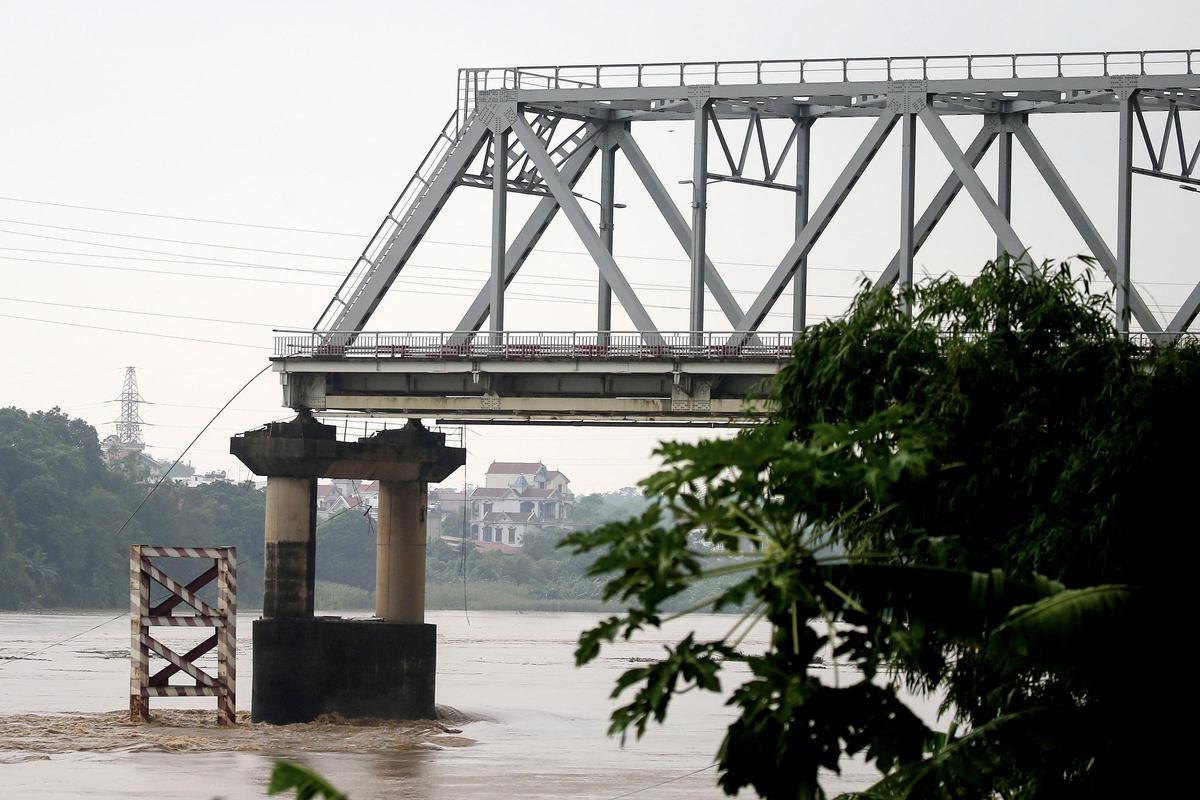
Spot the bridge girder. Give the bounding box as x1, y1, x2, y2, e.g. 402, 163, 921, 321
291, 50, 1199, 422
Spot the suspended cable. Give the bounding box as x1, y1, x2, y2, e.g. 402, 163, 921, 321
460, 428, 472, 626
0, 195, 365, 237
0, 255, 336, 288
0, 312, 265, 349
0, 362, 273, 669
603, 764, 718, 799
0, 218, 346, 260
0, 296, 302, 329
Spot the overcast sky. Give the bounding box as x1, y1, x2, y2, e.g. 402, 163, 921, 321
1, 1, 1196, 492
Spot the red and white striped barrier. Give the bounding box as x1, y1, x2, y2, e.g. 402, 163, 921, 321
129, 545, 237, 725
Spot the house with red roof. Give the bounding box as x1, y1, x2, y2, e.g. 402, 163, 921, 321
464, 461, 574, 549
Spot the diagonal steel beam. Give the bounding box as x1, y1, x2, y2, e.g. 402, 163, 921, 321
149, 634, 218, 687
732, 110, 899, 336
452, 133, 600, 338
918, 106, 1026, 258
1168, 281, 1200, 333
616, 129, 763, 345
143, 633, 215, 687
614, 128, 754, 330
708, 107, 738, 174
1012, 120, 1163, 332
875, 124, 997, 289
511, 114, 662, 340
327, 116, 490, 333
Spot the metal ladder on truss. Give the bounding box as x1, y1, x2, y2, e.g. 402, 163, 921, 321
314, 111, 473, 333
313, 111, 600, 336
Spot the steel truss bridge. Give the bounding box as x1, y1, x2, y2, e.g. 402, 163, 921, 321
274, 50, 1200, 424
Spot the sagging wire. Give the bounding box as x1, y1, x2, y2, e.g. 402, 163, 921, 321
0, 362, 273, 669
459, 425, 471, 626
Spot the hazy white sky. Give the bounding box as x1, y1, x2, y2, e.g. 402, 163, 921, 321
1, 1, 1196, 492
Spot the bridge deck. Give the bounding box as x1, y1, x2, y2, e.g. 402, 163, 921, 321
273, 331, 791, 424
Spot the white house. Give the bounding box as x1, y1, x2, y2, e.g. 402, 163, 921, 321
465, 461, 574, 549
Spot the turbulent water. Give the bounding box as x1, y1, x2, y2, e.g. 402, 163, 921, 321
0, 610, 910, 798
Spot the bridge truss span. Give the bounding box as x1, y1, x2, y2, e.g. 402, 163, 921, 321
291, 49, 1199, 423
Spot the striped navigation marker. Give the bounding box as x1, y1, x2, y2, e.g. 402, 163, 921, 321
129, 544, 237, 725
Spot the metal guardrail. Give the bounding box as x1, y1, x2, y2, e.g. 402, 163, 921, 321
457, 49, 1199, 108
313, 414, 465, 448
276, 330, 1198, 362
274, 331, 800, 361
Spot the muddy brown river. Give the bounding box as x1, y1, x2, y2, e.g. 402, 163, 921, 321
0, 610, 928, 798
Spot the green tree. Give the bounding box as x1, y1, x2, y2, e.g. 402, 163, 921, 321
564, 259, 1191, 798
0, 407, 271, 609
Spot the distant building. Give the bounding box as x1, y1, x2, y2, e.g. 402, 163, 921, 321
430, 486, 469, 515
171, 469, 233, 488
464, 461, 574, 550
316, 479, 444, 538
100, 434, 171, 483
316, 479, 377, 521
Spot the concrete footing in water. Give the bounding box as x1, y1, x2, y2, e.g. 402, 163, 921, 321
231, 411, 463, 724
251, 618, 436, 724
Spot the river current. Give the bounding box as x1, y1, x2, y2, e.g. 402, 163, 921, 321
0, 610, 927, 798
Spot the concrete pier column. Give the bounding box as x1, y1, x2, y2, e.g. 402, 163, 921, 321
232, 414, 463, 723
375, 479, 427, 623
263, 476, 316, 619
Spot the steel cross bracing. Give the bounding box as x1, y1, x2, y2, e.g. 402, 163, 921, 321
282, 49, 1199, 423
116, 366, 146, 447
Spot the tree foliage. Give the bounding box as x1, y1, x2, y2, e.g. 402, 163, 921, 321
564, 259, 1194, 798
0, 407, 266, 608
0, 410, 648, 611
268, 760, 347, 800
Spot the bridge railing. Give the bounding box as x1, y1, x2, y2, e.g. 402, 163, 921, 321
274, 331, 801, 361
457, 49, 1199, 105
275, 330, 1197, 362
312, 414, 465, 447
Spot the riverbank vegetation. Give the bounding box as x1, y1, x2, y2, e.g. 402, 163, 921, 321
565, 258, 1195, 798
0, 406, 649, 612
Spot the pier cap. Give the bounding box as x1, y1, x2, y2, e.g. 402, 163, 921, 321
231, 411, 464, 482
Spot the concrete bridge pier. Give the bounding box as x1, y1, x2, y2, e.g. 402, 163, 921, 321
230, 412, 464, 723
263, 475, 317, 619
375, 479, 427, 623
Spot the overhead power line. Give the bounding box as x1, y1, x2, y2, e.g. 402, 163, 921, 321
0, 296, 302, 328
0, 218, 347, 260
0, 254, 336, 288
0, 312, 264, 349
0, 195, 366, 237
0, 196, 920, 276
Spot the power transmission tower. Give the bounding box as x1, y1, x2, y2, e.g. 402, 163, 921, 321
116, 366, 145, 449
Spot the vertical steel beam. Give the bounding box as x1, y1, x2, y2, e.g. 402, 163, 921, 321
690, 101, 710, 342
510, 115, 661, 340
490, 129, 508, 340
1116, 94, 1135, 334
733, 109, 899, 336
452, 136, 600, 339
216, 549, 237, 726
899, 113, 917, 315
875, 124, 996, 289
792, 119, 811, 330
1011, 120, 1161, 332
613, 129, 751, 329
997, 129, 1013, 260
917, 107, 1025, 258
129, 544, 149, 722
598, 145, 616, 338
